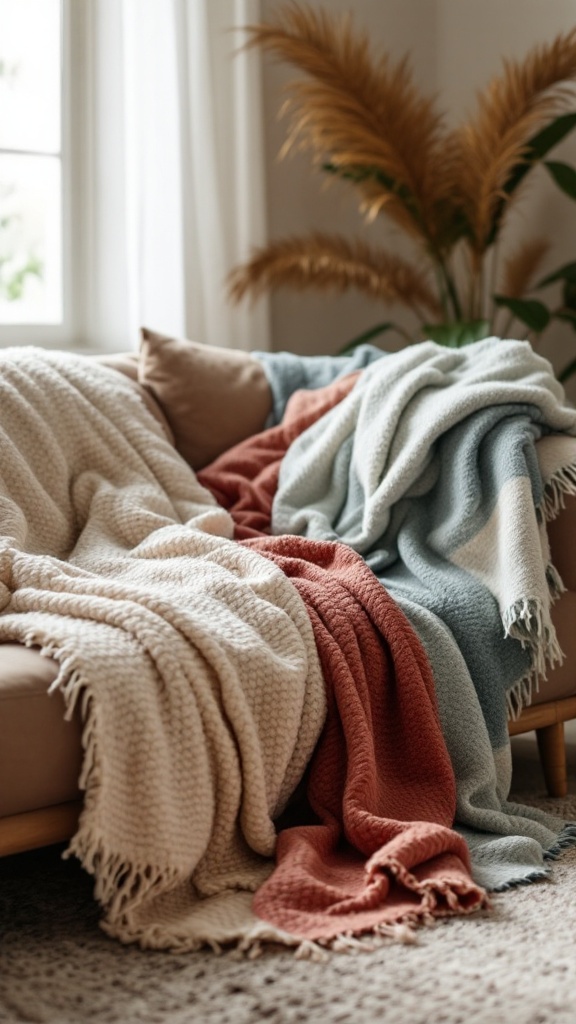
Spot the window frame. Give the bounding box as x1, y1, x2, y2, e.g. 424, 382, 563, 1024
0, 0, 86, 350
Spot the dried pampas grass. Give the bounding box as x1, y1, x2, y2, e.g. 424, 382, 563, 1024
244, 2, 448, 246
449, 28, 576, 256
230, 2, 576, 358
228, 233, 442, 319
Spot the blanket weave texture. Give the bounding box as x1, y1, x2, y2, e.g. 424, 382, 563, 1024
268, 338, 576, 889
245, 536, 486, 941
0, 349, 328, 951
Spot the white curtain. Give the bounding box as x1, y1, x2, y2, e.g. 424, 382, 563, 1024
82, 0, 270, 351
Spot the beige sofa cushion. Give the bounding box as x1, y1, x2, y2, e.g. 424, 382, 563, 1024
0, 645, 82, 818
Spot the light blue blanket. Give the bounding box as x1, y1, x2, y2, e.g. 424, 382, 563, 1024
265, 338, 576, 890
255, 343, 387, 426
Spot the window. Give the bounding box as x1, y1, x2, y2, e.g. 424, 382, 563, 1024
0, 0, 73, 345
0, 1, 269, 353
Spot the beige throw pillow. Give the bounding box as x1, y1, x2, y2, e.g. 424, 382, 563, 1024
138, 327, 273, 470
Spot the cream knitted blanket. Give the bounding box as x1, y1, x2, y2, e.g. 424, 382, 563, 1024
0, 348, 326, 951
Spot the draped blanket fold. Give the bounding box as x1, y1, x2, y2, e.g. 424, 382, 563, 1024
244, 536, 486, 941
266, 338, 576, 889
0, 349, 329, 952
0, 347, 487, 952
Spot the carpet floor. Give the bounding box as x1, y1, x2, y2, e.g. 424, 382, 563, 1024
2, 732, 576, 1024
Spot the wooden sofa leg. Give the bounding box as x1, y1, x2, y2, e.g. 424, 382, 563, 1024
536, 722, 567, 798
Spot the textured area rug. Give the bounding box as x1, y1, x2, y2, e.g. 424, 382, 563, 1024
2, 733, 576, 1024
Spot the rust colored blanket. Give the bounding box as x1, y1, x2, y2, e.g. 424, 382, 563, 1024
199, 379, 487, 943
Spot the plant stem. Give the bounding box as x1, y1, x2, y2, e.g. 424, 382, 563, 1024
434, 267, 450, 320
558, 354, 576, 383
477, 261, 485, 321
437, 257, 463, 320
488, 244, 500, 332
501, 312, 516, 338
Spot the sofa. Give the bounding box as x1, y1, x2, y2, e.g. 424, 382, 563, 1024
1, 331, 576, 953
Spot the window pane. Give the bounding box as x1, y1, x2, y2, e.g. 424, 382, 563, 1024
0, 0, 61, 154
0, 153, 62, 324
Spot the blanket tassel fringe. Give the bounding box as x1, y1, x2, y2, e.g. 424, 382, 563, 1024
503, 596, 564, 720
540, 460, 576, 522
239, 921, 422, 963
504, 453, 576, 718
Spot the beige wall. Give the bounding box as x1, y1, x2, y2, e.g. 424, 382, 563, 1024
258, 0, 576, 396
